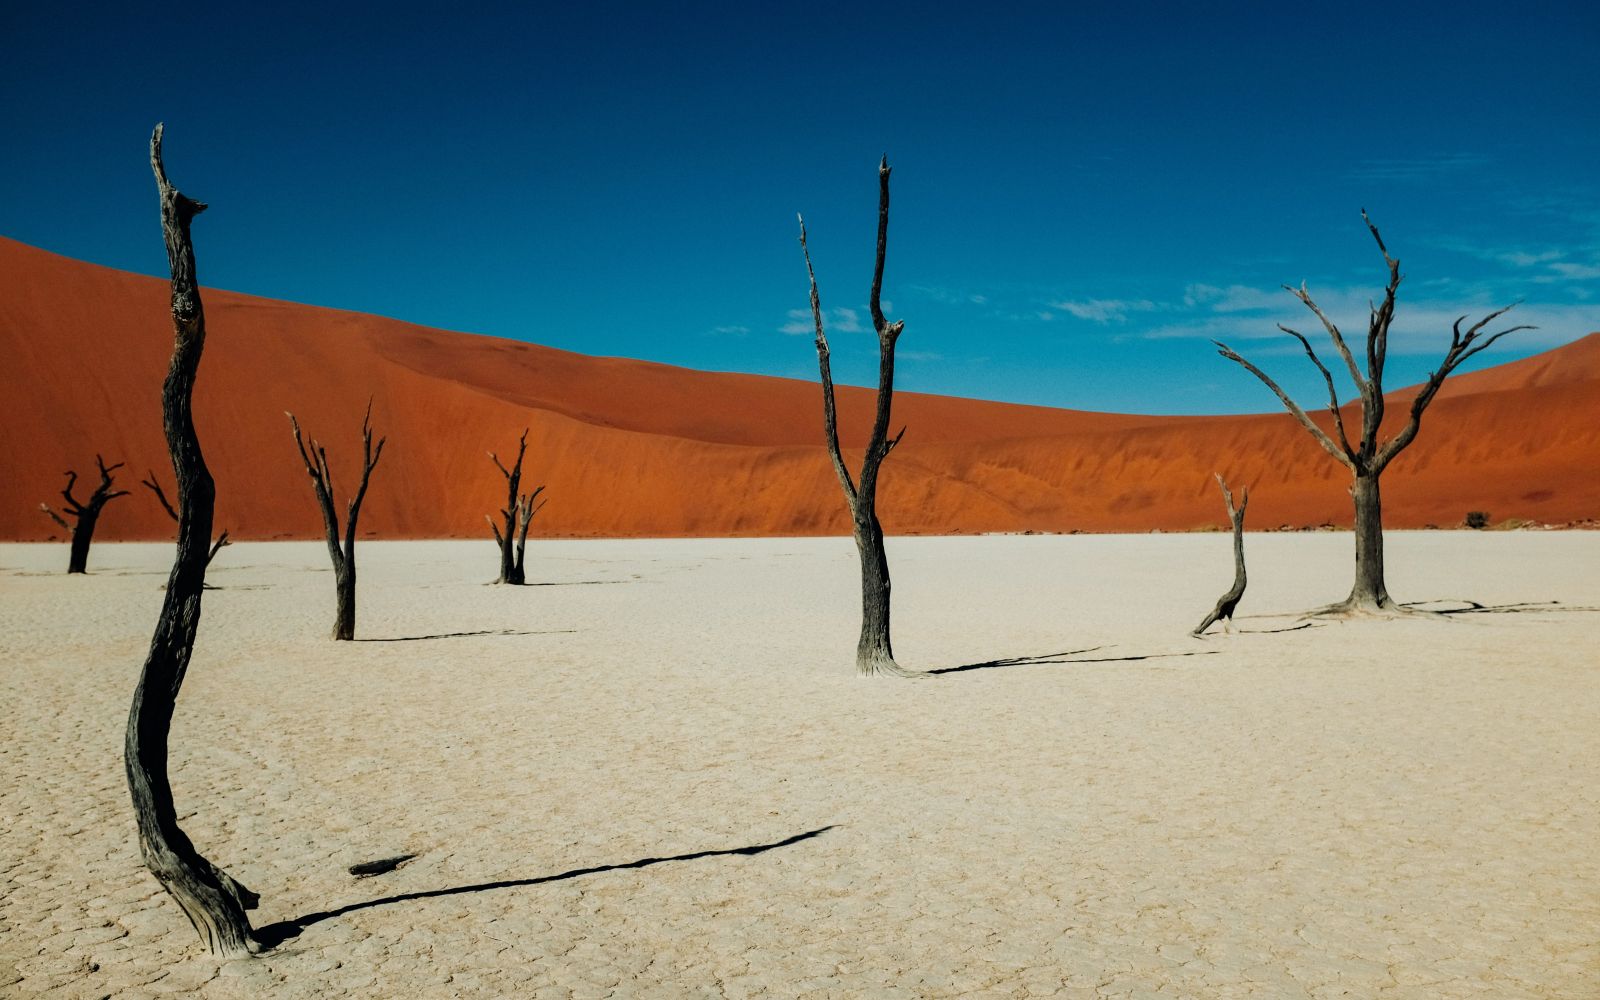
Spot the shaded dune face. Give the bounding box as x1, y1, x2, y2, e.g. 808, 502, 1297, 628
2, 236, 1597, 541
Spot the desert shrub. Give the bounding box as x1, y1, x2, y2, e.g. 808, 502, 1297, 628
1465, 510, 1490, 529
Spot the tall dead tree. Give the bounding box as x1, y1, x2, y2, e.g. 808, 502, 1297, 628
1214, 212, 1530, 615
1193, 474, 1249, 636
287, 403, 386, 640
40, 455, 129, 573
799, 156, 916, 677
126, 124, 260, 957
487, 428, 547, 585
142, 469, 230, 565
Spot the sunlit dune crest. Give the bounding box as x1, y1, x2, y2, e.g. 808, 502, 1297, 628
3, 235, 1596, 541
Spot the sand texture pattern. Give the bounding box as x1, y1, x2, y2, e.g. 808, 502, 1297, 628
4, 236, 1598, 542
1, 533, 1597, 998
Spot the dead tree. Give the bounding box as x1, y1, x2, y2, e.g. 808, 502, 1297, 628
125, 124, 260, 957
799, 156, 917, 677
486, 428, 547, 585
142, 469, 230, 565
287, 403, 386, 640
1193, 475, 1249, 636
39, 455, 129, 573
1214, 212, 1530, 616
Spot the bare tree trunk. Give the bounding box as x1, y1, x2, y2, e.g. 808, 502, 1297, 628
288, 403, 385, 640
1193, 475, 1249, 635
126, 124, 259, 957
853, 507, 903, 674
497, 526, 519, 585
1344, 473, 1393, 611
333, 562, 356, 640
513, 491, 540, 582
799, 157, 918, 678
68, 511, 98, 573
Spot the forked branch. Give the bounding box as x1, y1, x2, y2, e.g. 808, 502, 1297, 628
1213, 340, 1354, 469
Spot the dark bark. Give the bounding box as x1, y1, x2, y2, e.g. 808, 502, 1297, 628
40, 455, 130, 573
1348, 473, 1389, 609
142, 469, 230, 565
799, 156, 916, 677
126, 123, 260, 958
487, 429, 546, 585
1193, 474, 1249, 635
287, 401, 385, 640
1213, 212, 1530, 616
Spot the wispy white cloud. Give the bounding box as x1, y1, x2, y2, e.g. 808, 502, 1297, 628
780, 306, 864, 336
710, 324, 750, 336
908, 283, 990, 306
1141, 281, 1594, 354
1544, 261, 1600, 281
1427, 236, 1600, 285
1046, 297, 1161, 324
1181, 284, 1280, 312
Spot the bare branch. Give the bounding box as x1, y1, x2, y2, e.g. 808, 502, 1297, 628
1360, 209, 1402, 386
287, 412, 343, 570
1376, 306, 1530, 469
141, 470, 181, 522
1287, 283, 1367, 392
207, 530, 231, 565
798, 213, 858, 503
40, 504, 70, 530
1278, 324, 1355, 461
60, 470, 84, 513
884, 424, 908, 456
1214, 340, 1355, 470
869, 155, 893, 337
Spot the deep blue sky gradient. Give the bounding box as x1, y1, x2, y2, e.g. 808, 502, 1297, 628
4, 2, 1597, 413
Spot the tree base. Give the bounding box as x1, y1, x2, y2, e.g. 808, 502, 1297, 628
856, 650, 926, 679
1302, 596, 1449, 621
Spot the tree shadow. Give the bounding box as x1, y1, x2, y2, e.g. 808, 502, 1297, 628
929, 646, 1219, 675
1232, 621, 1326, 634
354, 629, 574, 643
1401, 599, 1600, 615
254, 826, 835, 949
481, 579, 627, 588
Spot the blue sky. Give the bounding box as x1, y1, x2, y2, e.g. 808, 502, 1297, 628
4, 2, 1597, 414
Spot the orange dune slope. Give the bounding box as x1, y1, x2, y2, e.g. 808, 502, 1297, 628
3, 236, 1596, 541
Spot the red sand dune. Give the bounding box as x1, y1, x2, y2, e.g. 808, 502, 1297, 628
3, 236, 1597, 542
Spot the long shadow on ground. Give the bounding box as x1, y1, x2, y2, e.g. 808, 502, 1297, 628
254, 826, 835, 949
930, 647, 1219, 675
354, 629, 574, 642
1401, 599, 1600, 615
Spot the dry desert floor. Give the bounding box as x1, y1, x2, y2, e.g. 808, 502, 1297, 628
1, 532, 1597, 999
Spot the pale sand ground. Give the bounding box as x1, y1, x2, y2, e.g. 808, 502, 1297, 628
1, 533, 1597, 999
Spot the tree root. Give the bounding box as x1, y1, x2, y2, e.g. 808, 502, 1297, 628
857, 652, 928, 679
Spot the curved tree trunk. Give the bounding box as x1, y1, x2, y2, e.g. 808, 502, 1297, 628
126, 123, 259, 958
1193, 475, 1249, 636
